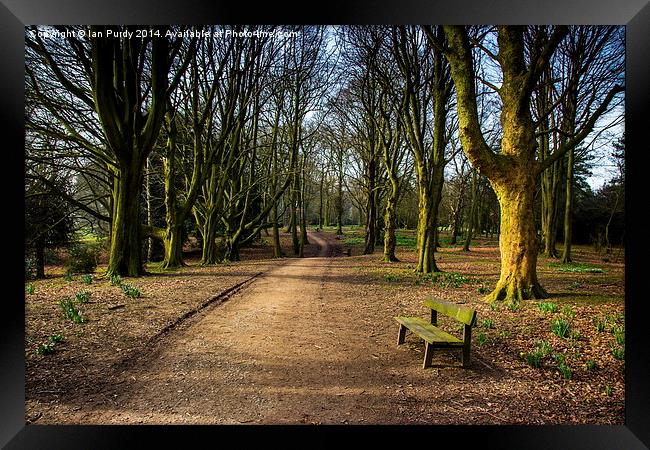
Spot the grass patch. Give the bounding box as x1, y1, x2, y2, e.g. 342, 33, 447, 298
58, 297, 85, 324
593, 317, 607, 332
611, 325, 625, 345
551, 317, 571, 339
548, 262, 605, 273
481, 318, 495, 329
415, 271, 471, 288
383, 274, 401, 282
552, 353, 572, 379
524, 340, 552, 368
75, 290, 91, 303
395, 234, 417, 249
610, 344, 624, 360
26, 283, 35, 295
343, 237, 365, 246
561, 305, 576, 319
121, 283, 142, 298
537, 302, 559, 313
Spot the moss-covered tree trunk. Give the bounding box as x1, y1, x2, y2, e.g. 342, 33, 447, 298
462, 168, 478, 251
486, 172, 548, 303
540, 157, 563, 258
363, 157, 377, 255
561, 146, 575, 263
160, 122, 185, 269
336, 147, 344, 236
200, 205, 220, 265
442, 25, 571, 304
108, 162, 146, 276
415, 184, 438, 273
383, 178, 399, 262
90, 27, 171, 277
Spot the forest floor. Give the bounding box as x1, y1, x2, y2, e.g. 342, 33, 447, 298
24, 228, 625, 425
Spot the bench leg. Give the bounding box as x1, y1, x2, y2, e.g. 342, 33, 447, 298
397, 324, 407, 345
423, 343, 434, 368
462, 345, 470, 367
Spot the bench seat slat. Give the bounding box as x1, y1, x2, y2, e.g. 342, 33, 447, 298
394, 316, 463, 345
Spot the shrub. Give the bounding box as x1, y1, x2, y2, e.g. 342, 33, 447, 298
481, 319, 495, 329
36, 342, 55, 355
557, 363, 572, 380
416, 272, 470, 288
611, 325, 625, 346
35, 333, 64, 355
65, 241, 100, 275
537, 302, 558, 313
549, 262, 604, 273
611, 345, 624, 360
551, 318, 571, 338
121, 283, 142, 298
110, 274, 123, 286
535, 340, 552, 357
507, 302, 520, 312
81, 274, 93, 284
525, 351, 542, 368
58, 297, 85, 324
593, 317, 607, 332
561, 305, 576, 319
75, 290, 91, 303
551, 353, 572, 379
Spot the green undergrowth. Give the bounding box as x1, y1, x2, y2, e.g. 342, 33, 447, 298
548, 262, 605, 273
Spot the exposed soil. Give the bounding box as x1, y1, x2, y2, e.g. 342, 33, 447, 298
25, 230, 624, 425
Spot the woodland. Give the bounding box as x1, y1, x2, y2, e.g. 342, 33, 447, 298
24, 25, 625, 425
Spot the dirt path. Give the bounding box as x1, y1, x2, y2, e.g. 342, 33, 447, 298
29, 230, 625, 425
73, 231, 402, 424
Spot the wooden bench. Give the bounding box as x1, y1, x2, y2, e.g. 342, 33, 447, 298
395, 298, 477, 368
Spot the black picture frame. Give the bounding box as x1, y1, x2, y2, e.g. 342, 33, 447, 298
3, 1, 648, 448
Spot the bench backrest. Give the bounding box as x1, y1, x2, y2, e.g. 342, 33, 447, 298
423, 298, 476, 326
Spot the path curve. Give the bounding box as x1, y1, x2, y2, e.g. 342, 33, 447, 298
80, 231, 384, 424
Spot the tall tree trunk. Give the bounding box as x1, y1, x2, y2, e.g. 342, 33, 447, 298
319, 171, 324, 230
383, 178, 399, 262
336, 149, 344, 235
561, 146, 574, 263
291, 176, 300, 255
363, 158, 377, 255
146, 155, 153, 262
108, 163, 145, 276
271, 144, 283, 258
486, 173, 548, 302
299, 155, 309, 257
463, 168, 478, 251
